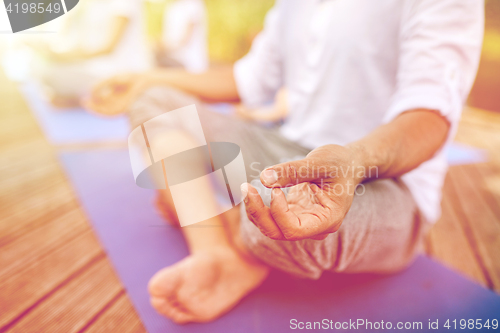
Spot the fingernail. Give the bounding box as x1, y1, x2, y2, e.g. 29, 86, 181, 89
261, 168, 278, 185
240, 183, 249, 203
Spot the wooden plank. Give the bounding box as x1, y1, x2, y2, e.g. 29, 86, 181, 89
0, 153, 58, 182
0, 186, 76, 247
454, 130, 500, 162
470, 164, 500, 222
0, 161, 62, 194
0, 209, 89, 281
447, 165, 500, 291
83, 294, 146, 333
462, 107, 500, 128
475, 163, 500, 204
6, 258, 124, 333
0, 231, 104, 329
0, 128, 41, 151
427, 187, 489, 287
0, 173, 67, 209
0, 140, 53, 171
0, 70, 145, 332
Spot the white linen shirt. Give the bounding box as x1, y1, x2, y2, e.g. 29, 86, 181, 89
79, 0, 152, 77
234, 0, 484, 223
163, 0, 208, 72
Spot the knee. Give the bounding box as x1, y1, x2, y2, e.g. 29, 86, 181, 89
239, 212, 333, 279
138, 86, 199, 113
129, 86, 200, 129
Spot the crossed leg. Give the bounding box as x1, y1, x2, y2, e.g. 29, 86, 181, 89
147, 206, 270, 324
139, 111, 270, 324
128, 86, 429, 323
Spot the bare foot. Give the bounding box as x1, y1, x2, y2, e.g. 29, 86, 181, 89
148, 246, 269, 324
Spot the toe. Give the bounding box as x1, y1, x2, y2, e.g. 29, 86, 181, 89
149, 264, 197, 323
150, 296, 193, 324
148, 265, 183, 297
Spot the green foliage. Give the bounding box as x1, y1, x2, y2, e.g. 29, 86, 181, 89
206, 0, 274, 62
144, 0, 274, 63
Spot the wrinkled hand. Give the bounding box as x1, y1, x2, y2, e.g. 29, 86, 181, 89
242, 144, 364, 241
85, 73, 146, 116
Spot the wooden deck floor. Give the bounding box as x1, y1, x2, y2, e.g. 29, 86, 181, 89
1, 69, 499, 331
426, 107, 500, 291
0, 71, 146, 333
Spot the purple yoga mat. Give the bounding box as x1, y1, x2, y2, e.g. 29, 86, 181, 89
59, 149, 500, 333
445, 143, 488, 166
21, 83, 130, 144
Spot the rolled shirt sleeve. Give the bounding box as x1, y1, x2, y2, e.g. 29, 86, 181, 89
384, 0, 484, 127
233, 2, 285, 108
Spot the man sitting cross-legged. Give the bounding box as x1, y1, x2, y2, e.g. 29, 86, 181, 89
87, 0, 483, 324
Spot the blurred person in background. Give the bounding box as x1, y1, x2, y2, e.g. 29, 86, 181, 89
88, 0, 484, 324
154, 0, 208, 72
33, 0, 152, 108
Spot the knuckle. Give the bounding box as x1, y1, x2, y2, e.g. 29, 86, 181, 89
246, 205, 261, 219
245, 211, 257, 224
287, 164, 298, 183
282, 228, 301, 241
262, 229, 282, 240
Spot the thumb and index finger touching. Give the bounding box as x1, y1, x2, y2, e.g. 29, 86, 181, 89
259, 157, 330, 188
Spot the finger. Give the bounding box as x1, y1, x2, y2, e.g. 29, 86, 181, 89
310, 183, 334, 209
270, 186, 332, 240
241, 183, 285, 240
269, 188, 302, 240
310, 184, 344, 233
87, 91, 126, 115
310, 184, 343, 221
91, 80, 113, 102
85, 98, 112, 115
260, 158, 322, 188
92, 76, 128, 103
